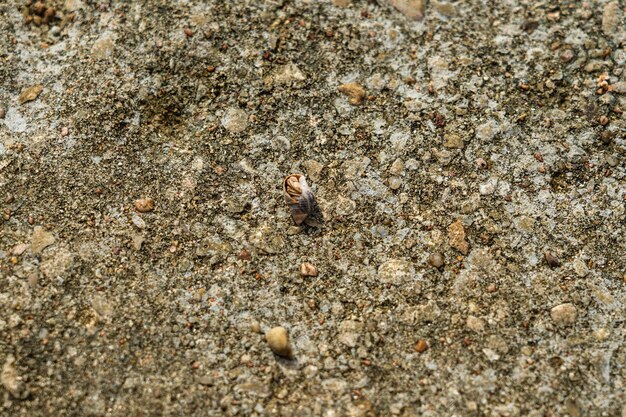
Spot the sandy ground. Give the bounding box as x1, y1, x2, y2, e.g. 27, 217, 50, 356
1, 0, 625, 416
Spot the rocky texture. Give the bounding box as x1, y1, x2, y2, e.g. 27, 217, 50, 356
0, 0, 624, 416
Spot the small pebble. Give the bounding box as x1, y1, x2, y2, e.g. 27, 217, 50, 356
265, 327, 293, 358
600, 131, 613, 145
221, 107, 248, 133
609, 82, 626, 94
195, 376, 213, 386
388, 177, 402, 190
448, 220, 469, 254
43, 7, 55, 23
131, 234, 144, 251
1, 356, 27, 399
550, 303, 578, 326
378, 259, 415, 285
265, 63, 306, 87
573, 259, 589, 277
12, 243, 28, 256
0, 107, 5, 119
443, 133, 463, 149
250, 321, 261, 333
475, 158, 488, 169
466, 315, 485, 332
427, 253, 445, 268
33, 1, 46, 14
598, 115, 609, 125
601, 1, 620, 37
544, 251, 561, 268
593, 328, 609, 341
414, 340, 428, 353
32, 2, 46, 15
237, 249, 251, 261
389, 0, 425, 20
134, 198, 155, 213
606, 156, 618, 167
131, 212, 146, 229
18, 84, 43, 104
433, 1, 456, 17
390, 159, 404, 175
61, 126, 69, 136
560, 49, 574, 62
338, 83, 366, 105
286, 226, 303, 235
300, 262, 318, 277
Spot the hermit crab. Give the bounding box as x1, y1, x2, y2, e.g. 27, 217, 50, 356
283, 174, 322, 227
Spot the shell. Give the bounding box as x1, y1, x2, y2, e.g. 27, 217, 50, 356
283, 174, 322, 226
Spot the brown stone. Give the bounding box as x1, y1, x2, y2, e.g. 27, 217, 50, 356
300, 262, 318, 277
448, 220, 469, 254
544, 251, 561, 268
427, 253, 445, 268
266, 327, 293, 358
18, 84, 43, 104
134, 198, 155, 213
338, 83, 366, 105
415, 340, 429, 353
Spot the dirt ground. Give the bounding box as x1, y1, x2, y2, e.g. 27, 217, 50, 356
1, 0, 625, 416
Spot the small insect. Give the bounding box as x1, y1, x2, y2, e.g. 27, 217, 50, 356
283, 174, 322, 227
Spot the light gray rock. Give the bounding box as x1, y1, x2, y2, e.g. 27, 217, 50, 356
221, 108, 248, 133
30, 226, 55, 254
338, 320, 364, 347
551, 303, 578, 326
378, 260, 415, 285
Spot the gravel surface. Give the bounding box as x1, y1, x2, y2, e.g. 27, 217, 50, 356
1, 0, 625, 416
